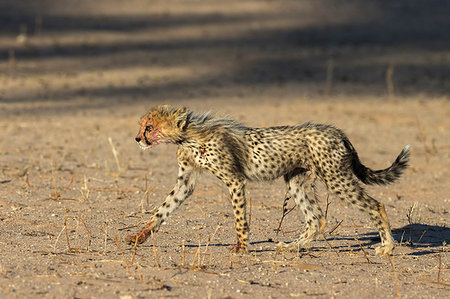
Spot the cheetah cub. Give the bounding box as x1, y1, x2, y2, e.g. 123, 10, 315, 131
126, 105, 410, 256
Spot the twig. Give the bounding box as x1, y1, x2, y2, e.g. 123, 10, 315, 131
69, 272, 125, 283
437, 252, 442, 283
51, 160, 57, 200
142, 174, 150, 212
418, 230, 426, 243
89, 187, 137, 193
248, 197, 252, 228
322, 234, 339, 256
108, 137, 121, 172
50, 163, 74, 200
8, 48, 16, 74
78, 214, 92, 251
407, 202, 421, 224
118, 224, 141, 231
79, 175, 90, 202
324, 194, 330, 219
151, 232, 160, 268
387, 255, 401, 298
103, 222, 108, 255
130, 234, 140, 265
25, 173, 31, 187
418, 278, 450, 287
327, 220, 343, 235
275, 194, 295, 237
75, 259, 96, 268
59, 177, 74, 198
201, 224, 221, 266
64, 216, 72, 252
145, 174, 149, 206
53, 224, 66, 253
136, 263, 143, 281
191, 239, 201, 268
353, 237, 372, 264
182, 241, 185, 268
386, 64, 395, 101
415, 116, 435, 163
115, 236, 132, 277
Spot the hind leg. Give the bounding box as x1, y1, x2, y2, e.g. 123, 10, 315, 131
327, 174, 394, 256
277, 171, 326, 252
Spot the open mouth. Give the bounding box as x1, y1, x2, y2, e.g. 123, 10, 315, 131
137, 141, 152, 150
137, 139, 161, 150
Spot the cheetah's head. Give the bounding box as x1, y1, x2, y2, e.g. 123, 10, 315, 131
135, 105, 189, 150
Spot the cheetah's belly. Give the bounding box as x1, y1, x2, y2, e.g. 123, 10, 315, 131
244, 145, 304, 181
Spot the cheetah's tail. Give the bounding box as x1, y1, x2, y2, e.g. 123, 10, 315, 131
349, 144, 411, 185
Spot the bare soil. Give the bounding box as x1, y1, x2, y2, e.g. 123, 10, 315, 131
0, 1, 449, 298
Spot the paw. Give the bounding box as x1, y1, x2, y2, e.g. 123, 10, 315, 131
375, 243, 394, 256
125, 230, 150, 245
276, 242, 299, 252
229, 243, 248, 254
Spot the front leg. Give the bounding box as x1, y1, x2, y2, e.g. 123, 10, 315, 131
227, 179, 249, 253
125, 166, 198, 245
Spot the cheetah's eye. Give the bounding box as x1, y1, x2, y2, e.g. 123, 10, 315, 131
145, 125, 153, 131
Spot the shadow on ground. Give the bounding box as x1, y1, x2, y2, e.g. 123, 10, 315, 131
1, 0, 449, 110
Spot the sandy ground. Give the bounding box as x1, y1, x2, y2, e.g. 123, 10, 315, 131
0, 1, 449, 298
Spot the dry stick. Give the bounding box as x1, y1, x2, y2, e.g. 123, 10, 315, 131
64, 216, 72, 252
415, 116, 432, 163
130, 235, 140, 266
437, 252, 442, 283
115, 237, 132, 277
324, 194, 331, 219
141, 175, 148, 212
191, 239, 201, 268
79, 175, 90, 202
182, 241, 185, 268
353, 237, 372, 264
103, 222, 108, 255
418, 278, 450, 287
108, 137, 121, 172
25, 173, 31, 187
53, 225, 66, 253
78, 214, 92, 251
322, 219, 343, 256
322, 235, 337, 256
53, 176, 74, 200
51, 160, 57, 199
248, 197, 252, 228
201, 224, 221, 266
8, 48, 15, 74
275, 193, 295, 237
387, 255, 401, 299
328, 220, 343, 235
386, 64, 395, 101
418, 230, 427, 243
150, 232, 160, 268
136, 263, 143, 281
89, 188, 136, 193
75, 259, 96, 268
145, 174, 149, 206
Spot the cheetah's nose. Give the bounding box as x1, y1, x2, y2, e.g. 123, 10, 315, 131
135, 137, 141, 142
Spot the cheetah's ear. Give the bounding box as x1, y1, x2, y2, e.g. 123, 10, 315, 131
174, 107, 189, 129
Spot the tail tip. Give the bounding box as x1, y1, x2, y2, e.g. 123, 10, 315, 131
399, 144, 411, 163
